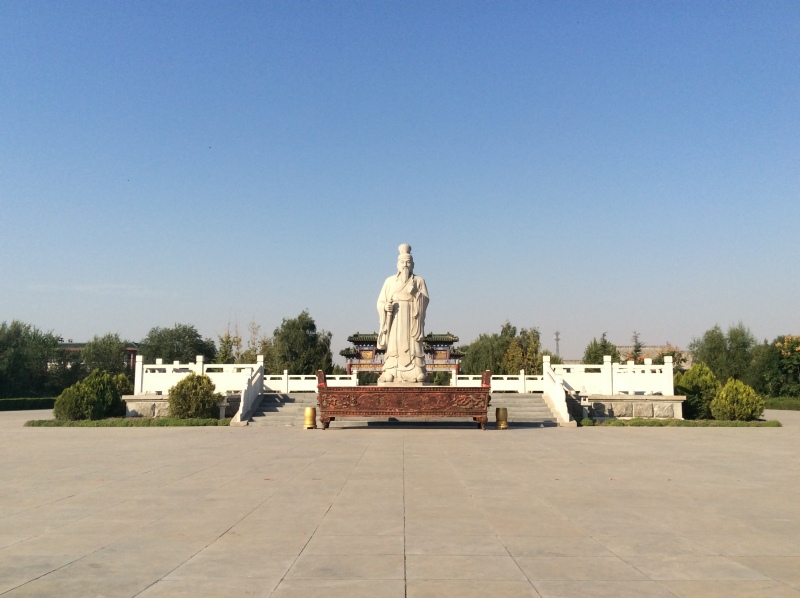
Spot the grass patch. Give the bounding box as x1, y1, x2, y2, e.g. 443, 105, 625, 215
0, 398, 55, 411
591, 418, 781, 427
764, 396, 800, 411
25, 417, 230, 427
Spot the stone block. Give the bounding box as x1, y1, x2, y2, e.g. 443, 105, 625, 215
124, 396, 170, 418
611, 402, 633, 417
653, 402, 674, 418
591, 402, 609, 417
633, 402, 654, 418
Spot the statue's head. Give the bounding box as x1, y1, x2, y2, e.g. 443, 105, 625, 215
396, 243, 414, 280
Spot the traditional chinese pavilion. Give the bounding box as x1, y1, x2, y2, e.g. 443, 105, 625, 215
340, 332, 463, 375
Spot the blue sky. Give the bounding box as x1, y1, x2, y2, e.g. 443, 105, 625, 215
1, 1, 798, 360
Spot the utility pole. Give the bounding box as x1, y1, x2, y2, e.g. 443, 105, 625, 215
554, 331, 560, 358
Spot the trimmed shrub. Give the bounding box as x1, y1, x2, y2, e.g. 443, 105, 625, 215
168, 373, 221, 419
674, 363, 721, 419
710, 379, 765, 421
53, 369, 127, 421
579, 417, 595, 427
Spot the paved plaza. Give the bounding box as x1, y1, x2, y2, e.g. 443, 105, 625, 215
1, 410, 800, 597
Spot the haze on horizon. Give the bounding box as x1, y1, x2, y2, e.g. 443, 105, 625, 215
1, 2, 798, 361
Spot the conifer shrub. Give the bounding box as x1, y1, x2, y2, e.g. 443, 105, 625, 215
168, 373, 221, 419
710, 378, 765, 421
54, 369, 127, 421
674, 363, 721, 419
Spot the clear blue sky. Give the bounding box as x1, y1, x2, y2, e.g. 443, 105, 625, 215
2, 1, 798, 360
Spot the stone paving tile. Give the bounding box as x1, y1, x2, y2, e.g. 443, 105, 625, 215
407, 579, 541, 597
285, 554, 405, 580
270, 579, 406, 597
1, 574, 152, 598
405, 534, 508, 556
0, 554, 82, 593
594, 534, 716, 556
406, 555, 527, 580
302, 534, 404, 555
314, 516, 404, 536
662, 580, 800, 597
624, 555, 768, 580
166, 552, 295, 580
693, 533, 800, 557
729, 556, 800, 583
503, 535, 615, 557
532, 580, 677, 598
211, 530, 312, 555
138, 577, 275, 597
405, 516, 495, 536
516, 556, 648, 581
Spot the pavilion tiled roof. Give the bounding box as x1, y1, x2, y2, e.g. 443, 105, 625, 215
347, 333, 379, 343
347, 333, 459, 344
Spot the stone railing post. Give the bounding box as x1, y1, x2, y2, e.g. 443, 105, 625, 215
520, 369, 526, 393
663, 355, 674, 394
283, 369, 289, 394
603, 355, 613, 395
196, 355, 205, 376
134, 355, 144, 394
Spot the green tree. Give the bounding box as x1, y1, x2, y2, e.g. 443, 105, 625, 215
215, 328, 241, 365
264, 311, 333, 374
710, 378, 764, 421
501, 338, 525, 373
46, 349, 86, 397
772, 335, 800, 397
653, 344, 687, 372
689, 322, 755, 382
582, 333, 620, 365
459, 322, 517, 375
239, 320, 269, 364
139, 324, 217, 364
630, 331, 643, 363
461, 323, 551, 375
0, 320, 62, 398
82, 333, 132, 378
747, 340, 782, 396
674, 362, 721, 419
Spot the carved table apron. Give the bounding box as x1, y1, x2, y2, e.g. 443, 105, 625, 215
315, 371, 491, 430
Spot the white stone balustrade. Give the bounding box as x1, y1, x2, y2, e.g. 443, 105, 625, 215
131, 354, 675, 426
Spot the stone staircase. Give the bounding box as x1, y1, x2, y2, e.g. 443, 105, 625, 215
487, 393, 559, 427
248, 392, 559, 428
249, 393, 318, 427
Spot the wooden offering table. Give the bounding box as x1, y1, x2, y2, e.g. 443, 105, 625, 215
316, 371, 491, 429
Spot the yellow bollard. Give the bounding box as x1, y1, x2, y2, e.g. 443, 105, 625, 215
495, 407, 508, 430
304, 407, 317, 429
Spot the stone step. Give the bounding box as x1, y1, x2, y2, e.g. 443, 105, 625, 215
248, 392, 559, 427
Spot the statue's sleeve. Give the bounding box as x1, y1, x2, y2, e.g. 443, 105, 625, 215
413, 277, 429, 340
376, 279, 389, 350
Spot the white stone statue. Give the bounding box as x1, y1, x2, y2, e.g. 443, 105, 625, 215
377, 244, 429, 383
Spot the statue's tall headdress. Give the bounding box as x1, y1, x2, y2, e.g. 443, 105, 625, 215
398, 243, 412, 259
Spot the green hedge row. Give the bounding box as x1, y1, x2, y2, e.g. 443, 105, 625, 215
764, 397, 800, 411
582, 417, 781, 427
0, 398, 56, 411
24, 417, 230, 427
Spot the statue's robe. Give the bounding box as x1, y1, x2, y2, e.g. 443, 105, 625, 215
376, 273, 429, 382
